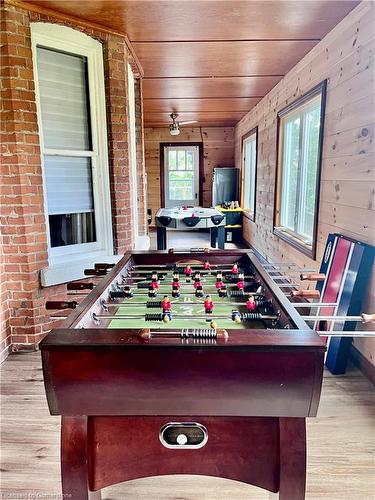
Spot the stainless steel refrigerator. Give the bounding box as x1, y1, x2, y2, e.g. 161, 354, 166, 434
212, 167, 239, 206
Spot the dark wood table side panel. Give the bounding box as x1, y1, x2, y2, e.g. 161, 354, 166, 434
45, 349, 321, 417
88, 416, 280, 492
131, 250, 250, 266
309, 352, 325, 415
40, 328, 326, 349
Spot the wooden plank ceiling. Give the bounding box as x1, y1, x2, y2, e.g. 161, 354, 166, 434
28, 0, 359, 127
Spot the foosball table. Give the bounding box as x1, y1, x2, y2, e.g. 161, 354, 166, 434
42, 249, 328, 500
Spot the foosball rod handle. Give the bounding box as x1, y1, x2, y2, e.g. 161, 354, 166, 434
94, 263, 116, 270
168, 248, 211, 253
300, 272, 326, 281
290, 289, 320, 299
45, 301, 78, 310
361, 313, 375, 323
67, 282, 95, 291
84, 268, 107, 276
138, 328, 229, 340
303, 313, 375, 323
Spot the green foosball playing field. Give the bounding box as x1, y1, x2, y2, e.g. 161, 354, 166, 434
108, 270, 269, 330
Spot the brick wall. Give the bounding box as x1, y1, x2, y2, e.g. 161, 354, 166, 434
0, 3, 145, 360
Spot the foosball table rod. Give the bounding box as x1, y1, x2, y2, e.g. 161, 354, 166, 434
271, 273, 325, 284
114, 288, 264, 297
121, 279, 255, 286
264, 263, 316, 270
290, 302, 337, 308
128, 268, 243, 275
302, 313, 375, 324
267, 269, 321, 277
92, 312, 279, 322
104, 300, 336, 309
132, 264, 240, 270
287, 290, 321, 299
101, 299, 273, 308
317, 331, 375, 337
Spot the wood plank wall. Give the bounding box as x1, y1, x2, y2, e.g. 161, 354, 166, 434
144, 127, 234, 222
234, 1, 375, 366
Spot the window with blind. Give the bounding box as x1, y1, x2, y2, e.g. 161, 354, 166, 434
31, 23, 113, 284
274, 81, 327, 259
241, 128, 257, 221
37, 47, 95, 247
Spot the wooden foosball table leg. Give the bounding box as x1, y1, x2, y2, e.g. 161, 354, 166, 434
279, 418, 306, 500
61, 417, 101, 500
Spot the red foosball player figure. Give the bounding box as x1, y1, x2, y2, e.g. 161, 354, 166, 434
195, 285, 204, 298
203, 260, 211, 271
161, 295, 172, 322
215, 271, 224, 289
246, 296, 257, 311
148, 285, 157, 298
150, 279, 159, 290
161, 295, 172, 312
204, 295, 214, 314
172, 285, 180, 298
218, 284, 227, 298
194, 279, 202, 289
231, 263, 239, 275
193, 271, 201, 281
171, 277, 181, 289
215, 279, 224, 289
237, 272, 245, 290
184, 265, 192, 278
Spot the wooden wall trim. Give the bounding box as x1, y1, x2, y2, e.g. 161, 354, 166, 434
350, 345, 375, 386
4, 0, 144, 76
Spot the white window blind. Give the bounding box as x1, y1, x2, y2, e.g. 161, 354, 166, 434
44, 156, 94, 215
36, 45, 96, 246
37, 47, 91, 150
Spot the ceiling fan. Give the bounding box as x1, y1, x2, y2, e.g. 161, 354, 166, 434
169, 113, 197, 136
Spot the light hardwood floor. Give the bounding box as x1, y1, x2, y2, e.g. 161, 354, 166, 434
1, 352, 374, 499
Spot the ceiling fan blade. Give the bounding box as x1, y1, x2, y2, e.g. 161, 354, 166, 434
179, 120, 198, 125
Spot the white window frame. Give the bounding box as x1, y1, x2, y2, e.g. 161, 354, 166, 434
241, 128, 257, 221
31, 23, 115, 286
164, 145, 199, 208
274, 80, 326, 259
